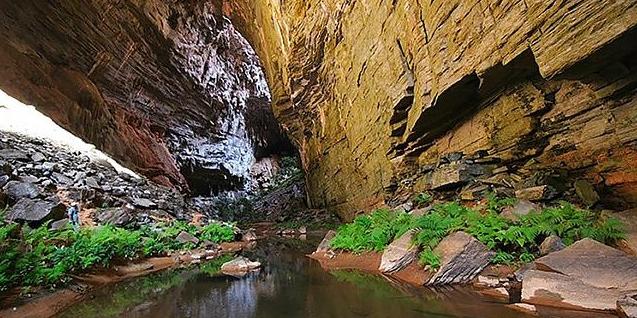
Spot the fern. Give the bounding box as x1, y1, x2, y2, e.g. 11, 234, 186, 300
331, 200, 626, 268
419, 249, 441, 269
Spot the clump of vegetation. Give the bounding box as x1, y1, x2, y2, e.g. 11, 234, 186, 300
329, 209, 413, 253
412, 192, 433, 207
0, 217, 236, 292
484, 191, 517, 213
329, 197, 625, 269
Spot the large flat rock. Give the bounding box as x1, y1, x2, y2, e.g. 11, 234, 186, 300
522, 269, 622, 312
427, 231, 494, 285
522, 238, 637, 313
534, 238, 637, 291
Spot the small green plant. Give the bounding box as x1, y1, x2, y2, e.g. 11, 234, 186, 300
419, 249, 441, 269
485, 191, 517, 213
491, 251, 516, 265
413, 192, 433, 206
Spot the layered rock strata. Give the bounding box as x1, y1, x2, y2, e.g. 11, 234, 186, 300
223, 0, 637, 218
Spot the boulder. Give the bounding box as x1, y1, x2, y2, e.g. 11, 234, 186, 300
298, 226, 307, 234
379, 229, 418, 273
132, 197, 157, 209
51, 172, 73, 186
20, 175, 39, 184
0, 189, 7, 208
220, 256, 261, 277
430, 163, 473, 190
500, 200, 538, 221
0, 160, 12, 175
574, 180, 600, 207
3, 181, 40, 199
84, 176, 100, 189
5, 198, 66, 223
314, 230, 337, 254
476, 275, 501, 288
521, 269, 621, 311
515, 185, 557, 201
618, 293, 637, 318
427, 231, 494, 285
96, 207, 133, 227
539, 235, 565, 256
176, 231, 199, 245
41, 162, 58, 172
30, 152, 45, 162
522, 239, 637, 312
409, 206, 432, 217
396, 202, 413, 212
534, 239, 637, 291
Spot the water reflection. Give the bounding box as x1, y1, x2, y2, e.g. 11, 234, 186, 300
58, 237, 579, 318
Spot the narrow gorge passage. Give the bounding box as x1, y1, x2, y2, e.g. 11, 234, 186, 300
1, 1, 636, 318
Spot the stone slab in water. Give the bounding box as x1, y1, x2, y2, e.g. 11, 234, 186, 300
379, 229, 418, 273
534, 238, 637, 291
427, 231, 494, 285
314, 230, 337, 254
521, 269, 621, 312
221, 256, 261, 277
522, 238, 637, 312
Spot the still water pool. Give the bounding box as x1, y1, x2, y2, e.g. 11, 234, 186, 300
57, 236, 576, 318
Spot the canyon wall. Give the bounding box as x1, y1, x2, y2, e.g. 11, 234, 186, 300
223, 0, 637, 219
0, 0, 289, 194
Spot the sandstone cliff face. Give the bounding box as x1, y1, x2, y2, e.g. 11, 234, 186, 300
224, 0, 637, 219
0, 0, 289, 194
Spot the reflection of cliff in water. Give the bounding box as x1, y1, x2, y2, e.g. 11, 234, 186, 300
58, 237, 601, 318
